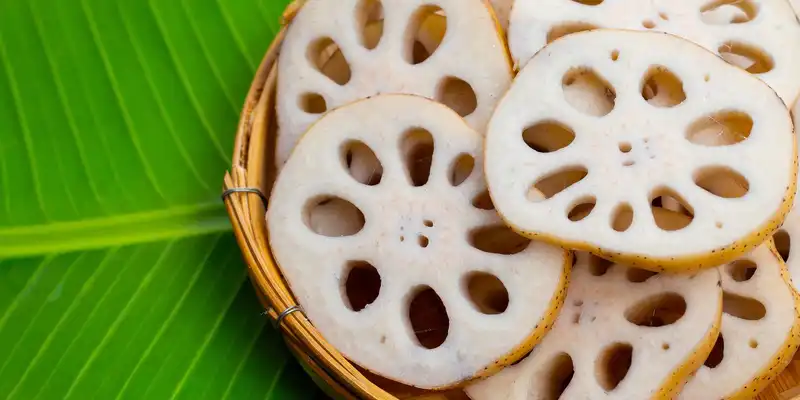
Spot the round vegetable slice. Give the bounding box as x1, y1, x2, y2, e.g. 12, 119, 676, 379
465, 251, 722, 400
275, 0, 512, 167
267, 94, 569, 389
508, 0, 800, 103
485, 29, 796, 271
680, 243, 800, 399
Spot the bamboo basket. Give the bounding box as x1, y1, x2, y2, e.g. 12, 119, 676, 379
221, 2, 800, 399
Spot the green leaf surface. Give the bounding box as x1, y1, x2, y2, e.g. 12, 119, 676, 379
0, 0, 322, 398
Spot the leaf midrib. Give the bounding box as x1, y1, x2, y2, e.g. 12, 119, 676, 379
0, 202, 231, 258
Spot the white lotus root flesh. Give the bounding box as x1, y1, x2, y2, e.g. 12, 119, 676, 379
267, 95, 569, 389
508, 0, 800, 104
275, 0, 512, 167
484, 30, 796, 270
466, 251, 722, 400
681, 243, 799, 399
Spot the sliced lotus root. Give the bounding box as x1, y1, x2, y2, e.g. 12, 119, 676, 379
275, 0, 512, 167
267, 95, 569, 389
508, 0, 800, 104
485, 30, 796, 271
680, 243, 800, 399
465, 252, 722, 400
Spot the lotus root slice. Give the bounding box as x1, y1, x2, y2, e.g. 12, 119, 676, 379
485, 30, 796, 271
267, 94, 570, 389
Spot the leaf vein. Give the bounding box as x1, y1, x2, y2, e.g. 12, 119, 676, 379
115, 1, 213, 193
78, 0, 171, 205
113, 235, 223, 400
26, 0, 110, 216
146, 0, 233, 164
62, 242, 177, 400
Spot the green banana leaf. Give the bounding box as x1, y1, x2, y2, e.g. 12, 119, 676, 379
0, 0, 323, 398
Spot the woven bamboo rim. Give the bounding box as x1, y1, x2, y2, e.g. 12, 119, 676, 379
221, 1, 800, 399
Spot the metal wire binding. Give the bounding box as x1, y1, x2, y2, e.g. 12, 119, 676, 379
222, 186, 357, 395
274, 305, 304, 328
220, 187, 269, 209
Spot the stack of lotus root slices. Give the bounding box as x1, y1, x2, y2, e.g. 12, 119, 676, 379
263, 0, 800, 398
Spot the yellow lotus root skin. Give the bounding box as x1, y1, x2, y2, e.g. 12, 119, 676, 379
267, 94, 570, 389
484, 29, 796, 271
465, 252, 722, 400
508, 0, 800, 104
275, 0, 512, 167
680, 242, 800, 399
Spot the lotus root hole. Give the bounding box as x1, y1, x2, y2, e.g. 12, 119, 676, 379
687, 111, 753, 146
355, 0, 384, 50
642, 19, 655, 29
408, 286, 449, 349
624, 292, 687, 327
774, 229, 790, 262
469, 225, 531, 255
307, 37, 352, 85
344, 261, 381, 311
701, 0, 758, 25
611, 203, 634, 232
718, 42, 774, 74
641, 66, 686, 108
405, 5, 447, 65
567, 197, 597, 222
595, 343, 633, 391
527, 166, 589, 202
727, 259, 757, 282
546, 22, 599, 44
749, 339, 759, 349
610, 50, 620, 61
472, 190, 495, 210
436, 77, 477, 117
545, 353, 575, 399
299, 93, 328, 114
523, 121, 576, 153
562, 68, 616, 117
464, 272, 510, 314
589, 254, 613, 276
571, 0, 603, 5
722, 291, 766, 320
401, 128, 435, 187
705, 334, 725, 368
650, 188, 694, 231
449, 153, 475, 186
626, 268, 659, 283
512, 350, 533, 366
342, 140, 383, 186
304, 196, 365, 237
693, 166, 749, 199
418, 235, 430, 248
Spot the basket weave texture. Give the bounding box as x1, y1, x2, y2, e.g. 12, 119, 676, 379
221, 2, 800, 399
